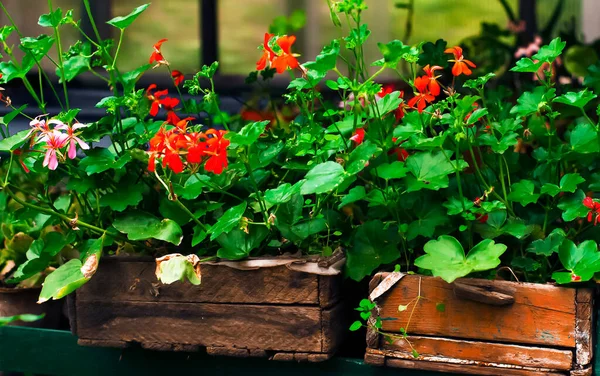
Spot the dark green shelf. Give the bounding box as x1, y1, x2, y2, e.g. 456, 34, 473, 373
0, 326, 460, 376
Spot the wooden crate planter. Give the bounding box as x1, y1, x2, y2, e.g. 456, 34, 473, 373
68, 256, 345, 361
364, 273, 595, 375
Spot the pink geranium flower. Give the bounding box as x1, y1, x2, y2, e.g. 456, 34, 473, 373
40, 130, 68, 170
54, 121, 90, 159
26, 115, 51, 140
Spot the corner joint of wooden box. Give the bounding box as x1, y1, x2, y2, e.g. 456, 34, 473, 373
364, 349, 385, 366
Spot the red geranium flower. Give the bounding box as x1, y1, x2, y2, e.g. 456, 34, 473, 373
378, 84, 395, 98
271, 35, 299, 74
583, 197, 600, 225
407, 76, 435, 113
146, 85, 179, 117
350, 128, 365, 145
445, 46, 476, 77
422, 65, 443, 96
171, 70, 184, 86
149, 39, 168, 66
256, 32, 276, 71
203, 129, 230, 174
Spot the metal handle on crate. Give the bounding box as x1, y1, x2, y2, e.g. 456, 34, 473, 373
453, 280, 516, 306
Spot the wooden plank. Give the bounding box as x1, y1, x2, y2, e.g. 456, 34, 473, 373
321, 302, 345, 353
78, 258, 323, 305
384, 358, 566, 376
570, 366, 593, 376
381, 336, 573, 371
318, 275, 342, 308
575, 289, 593, 366
377, 275, 577, 347
76, 300, 324, 353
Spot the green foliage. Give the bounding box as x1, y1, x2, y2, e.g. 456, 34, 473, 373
415, 236, 507, 283
106, 4, 150, 30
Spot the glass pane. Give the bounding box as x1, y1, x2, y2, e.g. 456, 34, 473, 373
113, 0, 201, 73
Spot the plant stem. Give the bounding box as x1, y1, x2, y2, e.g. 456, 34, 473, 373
48, 0, 69, 110
244, 160, 270, 225
2, 186, 110, 236
111, 29, 124, 70
173, 197, 208, 231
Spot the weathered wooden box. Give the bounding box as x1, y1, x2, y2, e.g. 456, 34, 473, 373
365, 273, 594, 375
69, 257, 345, 361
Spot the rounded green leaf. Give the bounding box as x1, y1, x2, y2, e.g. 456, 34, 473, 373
107, 4, 150, 29
113, 211, 183, 245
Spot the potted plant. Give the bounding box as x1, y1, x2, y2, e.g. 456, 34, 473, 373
301, 3, 597, 375
0, 1, 354, 360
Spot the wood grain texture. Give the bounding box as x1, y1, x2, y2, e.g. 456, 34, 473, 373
76, 300, 325, 352
318, 275, 342, 308
381, 336, 573, 370
377, 275, 577, 347
78, 259, 326, 305
570, 366, 593, 376
575, 289, 593, 366
384, 357, 565, 376
321, 302, 345, 353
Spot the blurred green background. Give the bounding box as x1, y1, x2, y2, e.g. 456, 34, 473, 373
0, 0, 582, 75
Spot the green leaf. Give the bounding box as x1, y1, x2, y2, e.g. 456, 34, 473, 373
527, 228, 566, 256
155, 254, 201, 285
346, 221, 401, 281
349, 321, 362, 331
346, 141, 380, 175
177, 174, 210, 200
208, 202, 247, 241
338, 186, 366, 209
465, 108, 488, 125
107, 3, 150, 29
345, 24, 370, 49
406, 206, 449, 241
226, 121, 269, 146
511, 256, 541, 272
541, 173, 585, 197
191, 224, 208, 247
507, 180, 540, 206
0, 130, 31, 152
443, 197, 474, 215
217, 226, 268, 260
121, 64, 152, 91
371, 161, 408, 180
100, 184, 144, 212
79, 148, 117, 175
0, 314, 45, 326
20, 35, 55, 62
57, 53, 90, 83
553, 239, 600, 283
1, 104, 27, 126
371, 91, 402, 119
38, 9, 62, 28
570, 123, 600, 153
406, 151, 466, 192
418, 39, 449, 68
558, 190, 590, 222
378, 40, 412, 68
301, 161, 346, 195
38, 259, 89, 303
113, 211, 183, 245
532, 37, 566, 64
553, 89, 597, 109
303, 40, 340, 84
510, 58, 543, 73
463, 73, 496, 89
510, 87, 556, 117
277, 218, 328, 243
265, 181, 304, 207
415, 236, 507, 283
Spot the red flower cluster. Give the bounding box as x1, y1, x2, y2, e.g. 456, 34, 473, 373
583, 197, 600, 225
148, 121, 230, 175
171, 70, 184, 86
256, 33, 299, 74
